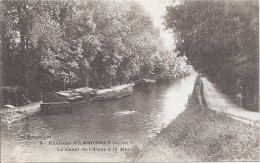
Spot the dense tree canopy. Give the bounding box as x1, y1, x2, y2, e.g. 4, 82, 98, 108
1, 0, 190, 105
164, 0, 259, 111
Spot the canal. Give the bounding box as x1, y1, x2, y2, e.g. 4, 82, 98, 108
1, 74, 197, 162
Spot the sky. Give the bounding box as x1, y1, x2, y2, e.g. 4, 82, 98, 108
136, 0, 175, 50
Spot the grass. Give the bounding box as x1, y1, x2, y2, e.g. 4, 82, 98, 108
126, 76, 259, 162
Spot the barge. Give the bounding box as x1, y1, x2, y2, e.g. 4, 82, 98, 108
134, 79, 156, 89
40, 87, 96, 114
40, 84, 133, 114
90, 84, 133, 103
156, 75, 174, 84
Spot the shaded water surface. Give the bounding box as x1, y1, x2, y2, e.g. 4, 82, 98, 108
1, 74, 196, 162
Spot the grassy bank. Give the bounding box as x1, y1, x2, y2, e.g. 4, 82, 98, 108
127, 76, 259, 162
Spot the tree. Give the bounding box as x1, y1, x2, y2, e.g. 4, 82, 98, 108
164, 0, 259, 111
1, 0, 189, 105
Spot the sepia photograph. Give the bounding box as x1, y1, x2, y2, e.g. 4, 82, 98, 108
0, 0, 259, 162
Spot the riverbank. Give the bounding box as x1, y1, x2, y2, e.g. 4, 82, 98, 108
1, 102, 42, 124
1, 84, 134, 124
129, 76, 259, 161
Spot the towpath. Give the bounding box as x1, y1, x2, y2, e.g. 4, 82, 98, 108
201, 77, 259, 126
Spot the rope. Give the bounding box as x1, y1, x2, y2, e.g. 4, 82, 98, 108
38, 106, 52, 116
27, 106, 52, 119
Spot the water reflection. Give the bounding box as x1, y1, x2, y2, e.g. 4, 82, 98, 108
1, 74, 196, 162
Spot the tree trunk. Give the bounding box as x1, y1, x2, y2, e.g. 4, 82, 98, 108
20, 22, 26, 87
85, 69, 89, 87
92, 69, 95, 88
18, 4, 28, 89
109, 74, 112, 87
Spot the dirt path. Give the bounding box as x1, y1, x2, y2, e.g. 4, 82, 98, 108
201, 77, 259, 126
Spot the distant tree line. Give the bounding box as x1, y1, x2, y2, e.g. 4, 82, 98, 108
1, 0, 187, 105
164, 0, 259, 111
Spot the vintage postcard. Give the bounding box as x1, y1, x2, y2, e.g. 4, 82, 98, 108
0, 0, 259, 162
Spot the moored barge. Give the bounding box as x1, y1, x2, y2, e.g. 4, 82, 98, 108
156, 75, 174, 84
40, 84, 134, 114
133, 79, 156, 89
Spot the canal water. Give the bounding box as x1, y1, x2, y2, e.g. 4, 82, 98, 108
1, 74, 196, 162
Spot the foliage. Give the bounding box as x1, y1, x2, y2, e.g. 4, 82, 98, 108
164, 0, 259, 111
1, 0, 190, 104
